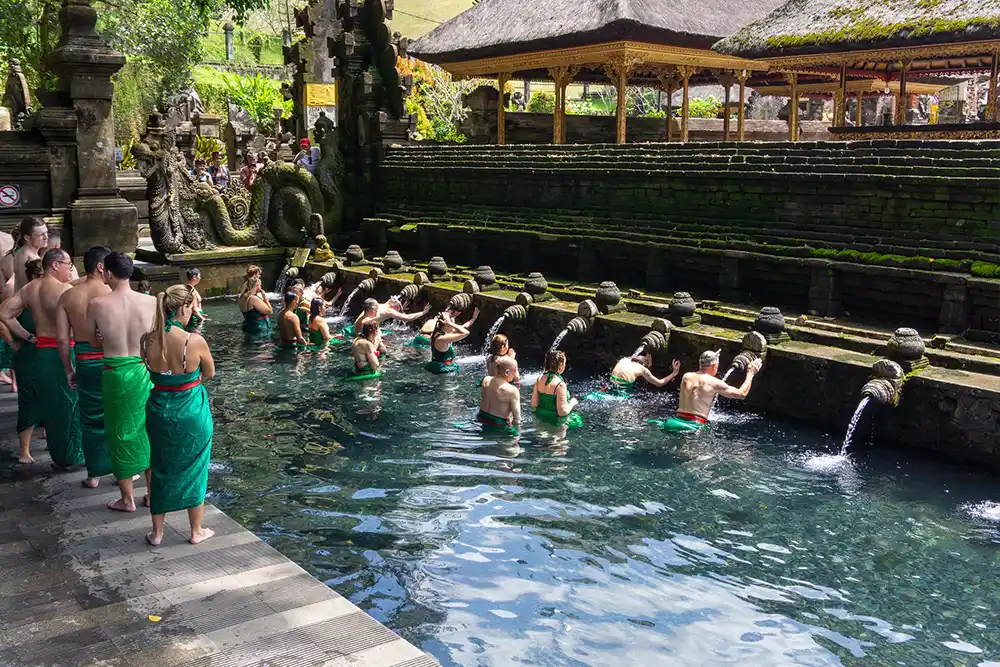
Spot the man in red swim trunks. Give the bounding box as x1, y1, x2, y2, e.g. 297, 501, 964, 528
671, 350, 762, 430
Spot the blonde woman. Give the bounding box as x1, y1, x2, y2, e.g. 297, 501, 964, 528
141, 285, 216, 546
237, 265, 271, 335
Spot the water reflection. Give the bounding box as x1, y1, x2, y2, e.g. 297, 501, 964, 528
201, 300, 1000, 666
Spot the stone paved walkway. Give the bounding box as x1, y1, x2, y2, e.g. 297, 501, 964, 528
0, 391, 438, 667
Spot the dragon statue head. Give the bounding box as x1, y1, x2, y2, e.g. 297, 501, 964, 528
132, 113, 179, 181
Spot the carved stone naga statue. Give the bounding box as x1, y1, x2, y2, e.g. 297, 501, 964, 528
133, 112, 343, 254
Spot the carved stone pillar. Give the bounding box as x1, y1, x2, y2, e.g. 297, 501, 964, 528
223, 22, 235, 63
46, 0, 137, 255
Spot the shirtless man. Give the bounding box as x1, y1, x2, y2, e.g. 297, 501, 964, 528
667, 350, 763, 430
86, 252, 157, 511
56, 246, 112, 487
279, 292, 307, 347
613, 354, 681, 390
353, 297, 431, 333
478, 356, 521, 430
13, 216, 48, 292
0, 248, 82, 466
44, 229, 79, 280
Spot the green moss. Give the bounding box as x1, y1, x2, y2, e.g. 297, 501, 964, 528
971, 261, 1000, 278
764, 15, 1000, 51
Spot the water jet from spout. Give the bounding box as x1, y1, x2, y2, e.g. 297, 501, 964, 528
481, 316, 507, 357
840, 396, 871, 455
550, 328, 570, 353
338, 286, 362, 317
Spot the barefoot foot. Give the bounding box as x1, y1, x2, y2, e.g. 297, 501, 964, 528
143, 494, 150, 508
189, 527, 215, 545
17, 452, 34, 465
0, 371, 12, 385
81, 477, 99, 489
107, 498, 136, 513
145, 532, 163, 547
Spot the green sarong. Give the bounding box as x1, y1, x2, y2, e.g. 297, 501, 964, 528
309, 328, 330, 348
534, 372, 584, 427
582, 376, 635, 402
341, 324, 393, 338
345, 364, 383, 382
75, 342, 111, 477
36, 344, 83, 467
407, 334, 431, 348
650, 414, 708, 432
426, 344, 459, 374
13, 312, 42, 434
278, 341, 307, 351
241, 309, 271, 336
185, 310, 205, 332
477, 409, 518, 435
147, 369, 213, 515
102, 356, 152, 479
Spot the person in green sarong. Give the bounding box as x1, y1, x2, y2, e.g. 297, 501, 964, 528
279, 291, 307, 348
56, 246, 113, 487
583, 353, 681, 402
0, 250, 81, 467
184, 268, 208, 332
532, 350, 583, 428
347, 321, 383, 381
86, 252, 157, 512
426, 310, 471, 374
141, 284, 216, 546
236, 267, 272, 336
307, 292, 334, 347
649, 350, 763, 432
478, 355, 520, 433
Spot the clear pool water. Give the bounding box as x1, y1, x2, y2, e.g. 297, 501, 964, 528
202, 301, 1000, 666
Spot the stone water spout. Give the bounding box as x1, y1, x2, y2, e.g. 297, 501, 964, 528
398, 284, 420, 302
639, 330, 668, 354
503, 304, 527, 321
357, 277, 377, 294
860, 359, 905, 407
732, 331, 768, 372
447, 292, 473, 313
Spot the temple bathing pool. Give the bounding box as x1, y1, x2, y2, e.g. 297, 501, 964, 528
202, 301, 1000, 666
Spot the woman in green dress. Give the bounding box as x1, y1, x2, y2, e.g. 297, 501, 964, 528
307, 293, 334, 347
142, 284, 216, 547
425, 310, 471, 374
237, 267, 272, 336
532, 350, 583, 427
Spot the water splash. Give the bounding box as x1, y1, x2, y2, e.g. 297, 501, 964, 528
338, 286, 361, 317
481, 316, 506, 357
840, 396, 871, 455
274, 265, 291, 295
708, 367, 738, 417
549, 328, 570, 353
631, 345, 645, 359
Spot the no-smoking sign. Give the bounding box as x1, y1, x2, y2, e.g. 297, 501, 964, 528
0, 185, 20, 209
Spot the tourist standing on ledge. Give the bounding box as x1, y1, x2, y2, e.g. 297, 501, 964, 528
208, 151, 230, 192
55, 246, 112, 488
190, 158, 213, 185
237, 266, 272, 336
293, 137, 320, 173
278, 292, 307, 348
185, 268, 208, 331
239, 151, 260, 189
660, 350, 762, 432
86, 252, 157, 512
142, 284, 216, 546
13, 216, 48, 292
0, 249, 82, 467
479, 356, 521, 432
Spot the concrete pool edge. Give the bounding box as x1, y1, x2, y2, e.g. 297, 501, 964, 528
0, 391, 439, 667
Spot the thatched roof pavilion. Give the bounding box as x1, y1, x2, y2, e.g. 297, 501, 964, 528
714, 0, 1000, 136
410, 0, 785, 144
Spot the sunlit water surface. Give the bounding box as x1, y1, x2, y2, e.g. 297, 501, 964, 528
202, 301, 1000, 666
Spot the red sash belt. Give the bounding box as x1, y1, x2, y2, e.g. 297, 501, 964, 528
441, 359, 454, 365
153, 378, 202, 392
676, 411, 708, 425
36, 336, 73, 349
76, 351, 103, 361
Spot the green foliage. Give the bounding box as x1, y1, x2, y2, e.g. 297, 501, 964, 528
398, 57, 478, 142
194, 135, 226, 162
526, 91, 556, 114
112, 58, 169, 145
686, 96, 723, 119
971, 261, 1000, 278
118, 138, 138, 171
221, 71, 292, 135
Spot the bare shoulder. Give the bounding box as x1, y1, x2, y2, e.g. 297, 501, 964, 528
502, 383, 521, 399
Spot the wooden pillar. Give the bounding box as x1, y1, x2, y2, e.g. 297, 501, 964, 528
678, 66, 695, 142
548, 67, 565, 144
615, 65, 627, 144
834, 62, 848, 128
987, 47, 1000, 122
716, 71, 736, 141
785, 73, 799, 141
856, 92, 864, 127
665, 84, 675, 142
559, 75, 570, 143
497, 72, 509, 145
894, 60, 911, 125
737, 70, 748, 141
